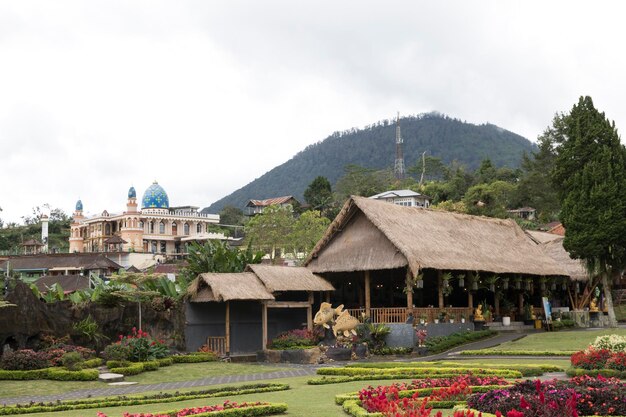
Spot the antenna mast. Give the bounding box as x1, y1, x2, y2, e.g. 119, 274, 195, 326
394, 112, 405, 180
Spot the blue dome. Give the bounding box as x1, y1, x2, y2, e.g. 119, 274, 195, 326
76, 199, 83, 211
142, 181, 169, 209
128, 186, 136, 199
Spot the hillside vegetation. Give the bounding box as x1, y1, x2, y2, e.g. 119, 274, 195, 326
204, 113, 535, 213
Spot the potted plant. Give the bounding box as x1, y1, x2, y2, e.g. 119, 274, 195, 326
460, 313, 466, 324
438, 311, 448, 323
418, 314, 427, 325
523, 304, 534, 325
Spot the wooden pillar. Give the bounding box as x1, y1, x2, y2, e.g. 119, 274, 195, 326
307, 292, 314, 330
437, 270, 444, 308
494, 295, 500, 317
225, 301, 231, 356
261, 301, 268, 350
406, 269, 414, 310
364, 270, 371, 318
518, 292, 524, 316
325, 291, 331, 303
468, 290, 473, 309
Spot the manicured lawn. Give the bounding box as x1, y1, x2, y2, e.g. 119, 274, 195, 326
0, 362, 290, 399
447, 357, 571, 368
489, 328, 626, 352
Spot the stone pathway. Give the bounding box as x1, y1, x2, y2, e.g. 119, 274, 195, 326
0, 367, 315, 405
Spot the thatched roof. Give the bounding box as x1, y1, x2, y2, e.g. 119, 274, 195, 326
536, 237, 589, 281
245, 264, 334, 292
306, 196, 568, 278
188, 272, 274, 302
525, 230, 563, 244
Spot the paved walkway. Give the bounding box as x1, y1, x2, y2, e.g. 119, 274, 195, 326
0, 331, 551, 405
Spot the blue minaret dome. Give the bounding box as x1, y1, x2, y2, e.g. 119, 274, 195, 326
76, 199, 83, 211
142, 181, 169, 209
128, 186, 136, 199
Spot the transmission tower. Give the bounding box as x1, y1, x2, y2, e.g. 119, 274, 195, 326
394, 112, 405, 180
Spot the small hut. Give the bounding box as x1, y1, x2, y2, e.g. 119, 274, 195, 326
305, 196, 568, 323
186, 266, 333, 355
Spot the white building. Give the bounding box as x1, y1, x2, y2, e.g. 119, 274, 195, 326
369, 189, 431, 208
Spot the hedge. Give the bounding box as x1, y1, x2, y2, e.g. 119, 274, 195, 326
308, 373, 518, 385
344, 361, 562, 376
0, 368, 99, 381
123, 403, 288, 417
565, 367, 626, 379
172, 353, 218, 363
342, 399, 464, 417
317, 367, 522, 378
0, 384, 290, 415
459, 349, 575, 356
452, 406, 626, 417
425, 330, 496, 354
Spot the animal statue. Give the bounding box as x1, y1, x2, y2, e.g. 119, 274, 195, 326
313, 302, 344, 329
474, 305, 484, 321
332, 310, 359, 337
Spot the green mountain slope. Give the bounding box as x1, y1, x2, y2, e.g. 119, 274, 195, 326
204, 113, 535, 213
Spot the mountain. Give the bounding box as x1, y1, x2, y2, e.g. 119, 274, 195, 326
203, 112, 536, 213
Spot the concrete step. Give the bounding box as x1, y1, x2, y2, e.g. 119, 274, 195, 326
98, 373, 124, 383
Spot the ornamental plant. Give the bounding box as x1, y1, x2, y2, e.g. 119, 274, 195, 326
590, 334, 626, 352
570, 348, 612, 370
267, 328, 323, 350
95, 401, 272, 417
114, 328, 169, 362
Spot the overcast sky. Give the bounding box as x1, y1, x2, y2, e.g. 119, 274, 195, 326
1, 1, 625, 223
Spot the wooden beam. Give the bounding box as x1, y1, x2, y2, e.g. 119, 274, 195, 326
467, 272, 473, 308
307, 292, 314, 330
437, 270, 444, 308
225, 301, 230, 356
406, 269, 413, 310
518, 292, 524, 316
261, 301, 268, 351
325, 291, 331, 303
266, 301, 311, 308
364, 270, 371, 318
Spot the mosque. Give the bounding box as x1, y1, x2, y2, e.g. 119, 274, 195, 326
69, 182, 220, 254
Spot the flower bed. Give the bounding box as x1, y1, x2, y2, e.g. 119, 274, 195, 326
317, 366, 522, 378
466, 376, 626, 417
95, 401, 288, 417
569, 334, 626, 378
0, 384, 289, 415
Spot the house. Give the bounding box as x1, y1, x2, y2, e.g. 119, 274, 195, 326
245, 196, 299, 216
507, 207, 536, 220
186, 265, 333, 355
34, 274, 91, 294
304, 196, 567, 323
368, 190, 431, 208
0, 253, 122, 283
20, 239, 45, 255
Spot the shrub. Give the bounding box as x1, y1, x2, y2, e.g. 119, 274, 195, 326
102, 343, 132, 361
267, 328, 322, 350
0, 350, 50, 371
570, 348, 612, 370
172, 352, 218, 363
590, 334, 626, 352
114, 328, 169, 362
0, 368, 99, 381
606, 351, 626, 371
61, 352, 84, 371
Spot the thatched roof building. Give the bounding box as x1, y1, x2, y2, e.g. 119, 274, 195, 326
245, 264, 334, 292
306, 196, 568, 278
188, 272, 274, 302
530, 234, 589, 282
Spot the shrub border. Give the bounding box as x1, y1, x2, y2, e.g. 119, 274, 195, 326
459, 349, 574, 356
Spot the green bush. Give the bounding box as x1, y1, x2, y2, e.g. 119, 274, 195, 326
103, 343, 132, 361
344, 361, 563, 376
552, 319, 576, 331
316, 366, 521, 378
172, 352, 217, 363
565, 367, 626, 379
61, 352, 83, 371
157, 357, 174, 366
81, 358, 103, 368
460, 349, 574, 356
370, 347, 413, 355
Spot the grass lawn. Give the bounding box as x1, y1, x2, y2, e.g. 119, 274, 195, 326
445, 357, 571, 368
489, 328, 626, 352
0, 362, 291, 399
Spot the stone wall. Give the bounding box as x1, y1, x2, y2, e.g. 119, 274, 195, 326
385, 322, 476, 348
0, 281, 185, 353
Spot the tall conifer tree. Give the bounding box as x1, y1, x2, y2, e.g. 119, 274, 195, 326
552, 96, 626, 327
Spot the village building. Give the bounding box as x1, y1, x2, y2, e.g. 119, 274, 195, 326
369, 189, 431, 208
69, 182, 221, 255
244, 196, 299, 216
304, 196, 567, 324
186, 264, 333, 355
507, 206, 537, 220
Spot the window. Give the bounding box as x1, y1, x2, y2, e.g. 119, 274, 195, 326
197, 223, 202, 234
172, 222, 177, 235
149, 221, 155, 234
139, 221, 144, 230
159, 221, 165, 234
160, 241, 166, 253
183, 223, 190, 235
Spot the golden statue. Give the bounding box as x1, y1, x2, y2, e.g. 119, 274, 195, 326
589, 298, 599, 312
474, 305, 484, 321
332, 310, 359, 337
313, 302, 344, 329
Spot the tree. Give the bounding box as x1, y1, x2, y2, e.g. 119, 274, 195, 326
463, 180, 517, 218
218, 205, 245, 226
408, 155, 448, 183
245, 204, 295, 262
334, 164, 394, 202
474, 158, 498, 184
184, 240, 263, 279
288, 210, 330, 261
552, 96, 626, 327
303, 176, 333, 213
